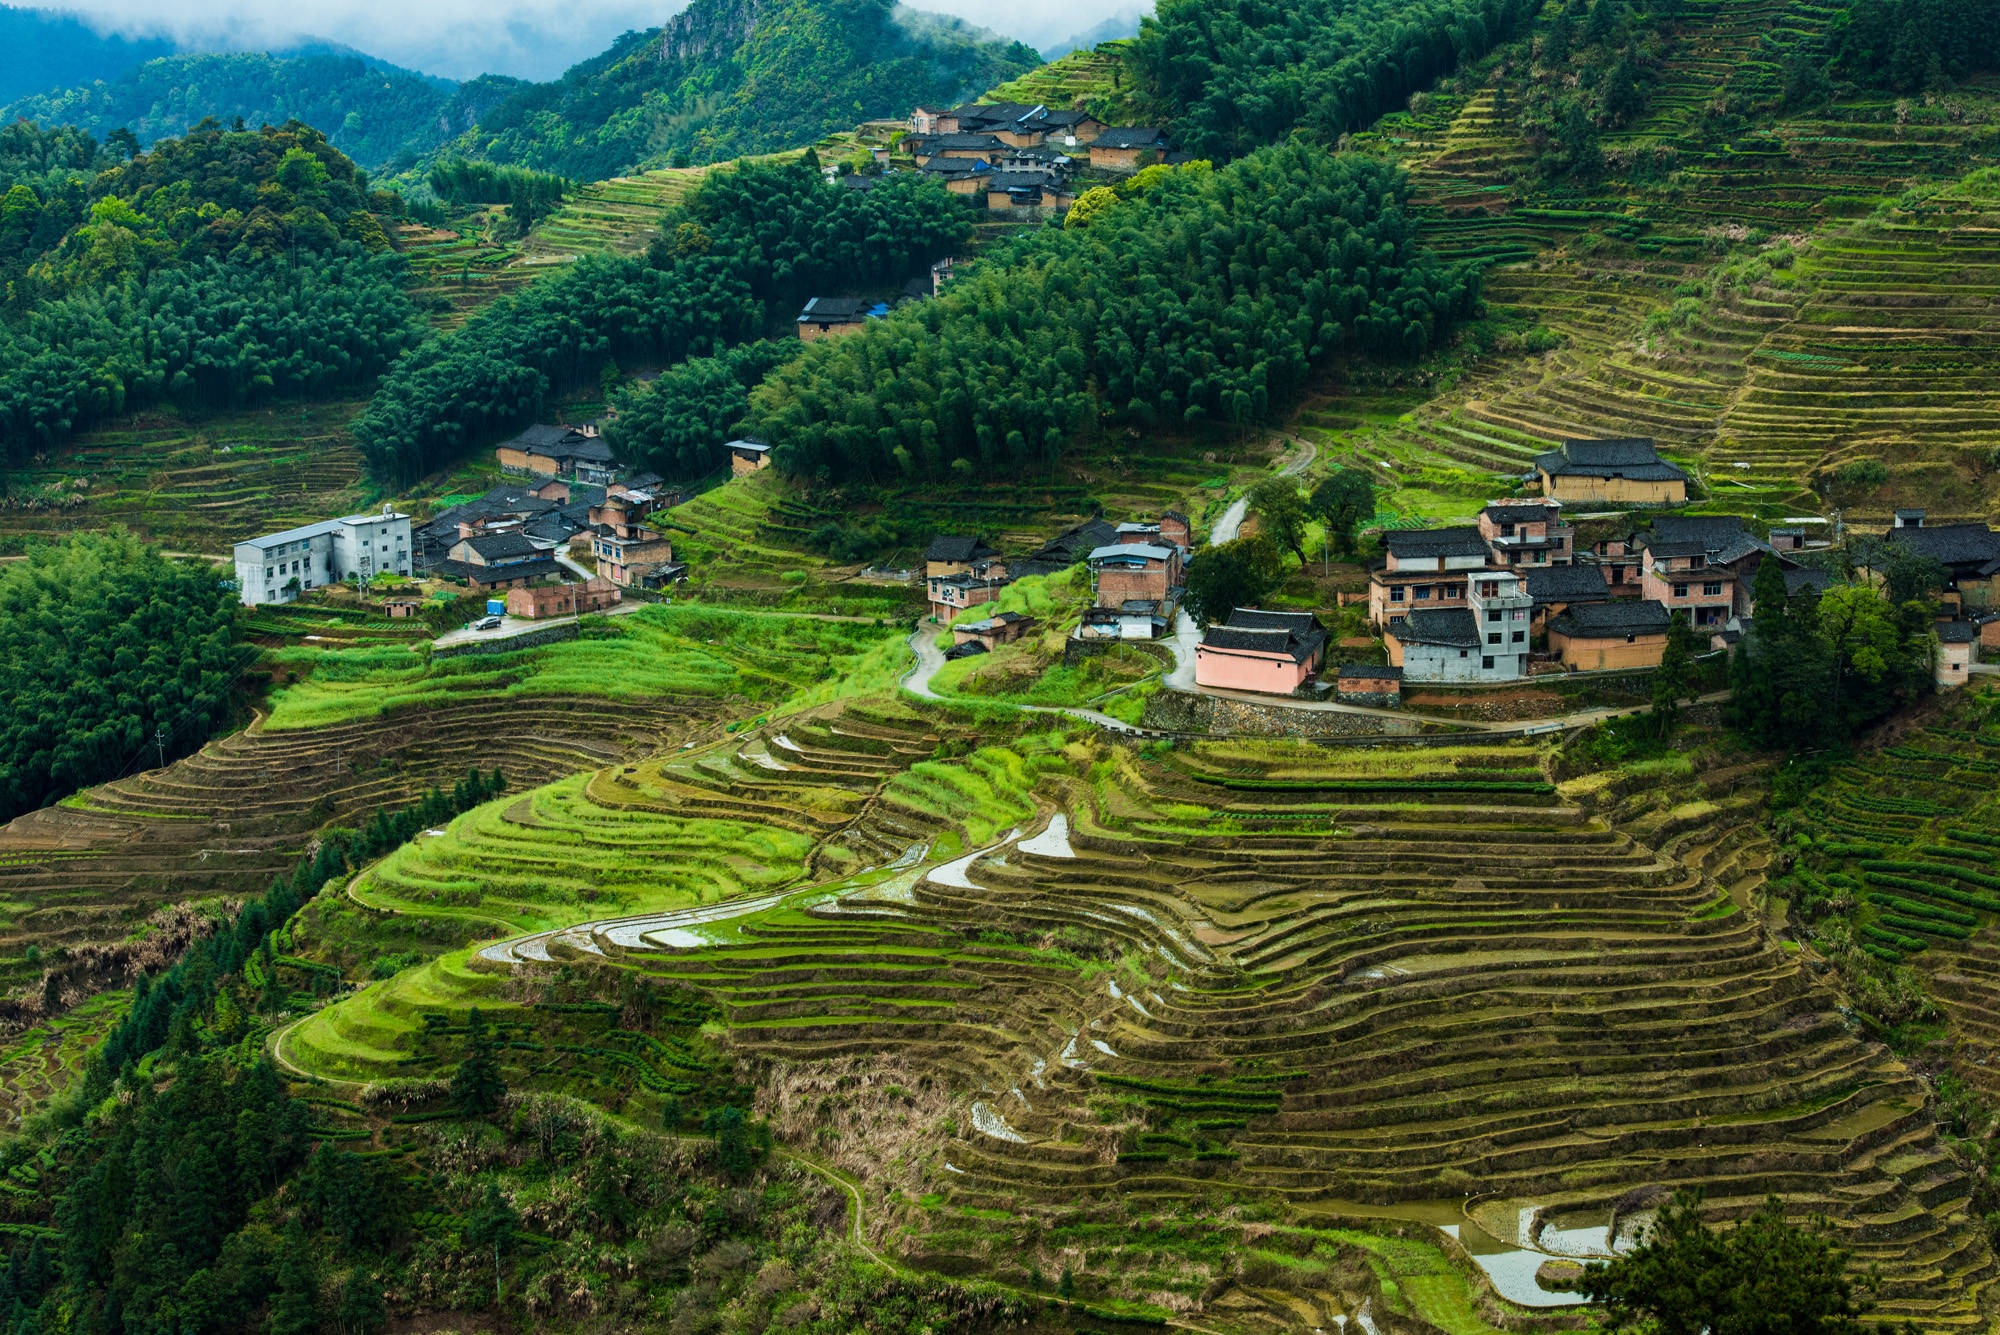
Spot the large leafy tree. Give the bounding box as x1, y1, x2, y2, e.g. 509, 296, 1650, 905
1248, 476, 1310, 567
1181, 535, 1286, 627
1582, 1191, 1877, 1335
1310, 468, 1376, 557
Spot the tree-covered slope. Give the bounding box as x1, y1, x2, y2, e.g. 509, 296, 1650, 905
0, 5, 176, 106
459, 0, 1042, 179
1, 52, 522, 174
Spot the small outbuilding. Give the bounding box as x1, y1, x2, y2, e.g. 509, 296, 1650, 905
1335, 664, 1402, 707
1546, 599, 1673, 671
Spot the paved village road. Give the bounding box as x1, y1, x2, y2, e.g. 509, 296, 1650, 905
430, 598, 642, 649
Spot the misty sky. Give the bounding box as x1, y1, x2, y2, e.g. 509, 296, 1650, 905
47, 0, 1147, 81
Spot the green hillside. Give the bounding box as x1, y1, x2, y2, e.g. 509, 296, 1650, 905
453, 0, 1040, 180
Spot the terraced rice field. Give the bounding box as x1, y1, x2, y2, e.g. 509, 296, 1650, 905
1320, 0, 2000, 525
282, 698, 2000, 1328
984, 41, 1143, 121
0, 692, 712, 1015
1804, 701, 2000, 1100
0, 399, 372, 556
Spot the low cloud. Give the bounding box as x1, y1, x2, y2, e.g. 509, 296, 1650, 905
50, 0, 1146, 81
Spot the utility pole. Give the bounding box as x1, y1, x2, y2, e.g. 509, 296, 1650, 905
154, 724, 168, 772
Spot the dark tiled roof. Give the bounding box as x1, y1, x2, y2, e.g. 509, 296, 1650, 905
1484, 502, 1562, 525
1039, 109, 1096, 127
1534, 437, 1689, 482
434, 557, 566, 585
1093, 127, 1168, 150
501, 423, 582, 452
799, 297, 871, 322
560, 437, 616, 464
924, 535, 998, 563
1227, 608, 1320, 634
1650, 514, 1748, 548
1009, 519, 1117, 578
1549, 599, 1673, 639
987, 171, 1054, 192
930, 133, 1007, 150
1784, 567, 1833, 594
1646, 540, 1711, 559
1383, 526, 1489, 560
1887, 523, 2000, 568
1393, 608, 1480, 648
464, 531, 541, 561
920, 158, 992, 178
1338, 663, 1402, 680
1938, 620, 1981, 644
943, 640, 990, 660
1522, 564, 1611, 605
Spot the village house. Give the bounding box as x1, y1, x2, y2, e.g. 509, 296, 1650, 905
232, 509, 414, 606
1367, 527, 1490, 628
1546, 599, 1673, 671
1522, 563, 1612, 632
1532, 438, 1690, 505
1195, 609, 1328, 696
494, 424, 616, 483
1477, 498, 1574, 568
1089, 127, 1170, 172
726, 440, 772, 476
412, 486, 559, 570
1039, 109, 1106, 147
1938, 620, 1978, 688
924, 535, 1003, 579
987, 172, 1076, 210
381, 597, 423, 619
921, 159, 995, 195
1007, 518, 1118, 579
439, 530, 564, 591
910, 106, 946, 135
1639, 540, 1736, 630
593, 525, 683, 589
1115, 513, 1192, 554
1884, 514, 2000, 611
1580, 532, 1644, 591
927, 566, 1009, 623
952, 612, 1037, 652
797, 297, 883, 342
506, 577, 621, 620
1335, 663, 1402, 707
1078, 602, 1168, 640
1088, 541, 1182, 615
931, 256, 957, 295
1383, 569, 1532, 683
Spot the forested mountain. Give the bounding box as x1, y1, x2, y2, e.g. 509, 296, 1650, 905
454, 0, 1041, 179
0, 121, 421, 463
1, 51, 519, 174
0, 5, 177, 105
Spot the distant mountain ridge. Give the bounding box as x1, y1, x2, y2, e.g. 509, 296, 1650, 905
455, 0, 1042, 179
1, 50, 521, 173
0, 4, 178, 104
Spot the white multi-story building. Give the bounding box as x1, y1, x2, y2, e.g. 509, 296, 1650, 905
232, 509, 413, 606
1383, 568, 1533, 683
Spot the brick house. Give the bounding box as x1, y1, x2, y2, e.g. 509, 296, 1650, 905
506, 577, 620, 619
910, 106, 946, 135
1581, 533, 1644, 591
1367, 527, 1491, 628
1089, 127, 1170, 172
1532, 438, 1689, 505
1040, 109, 1106, 147
593, 527, 683, 589
1194, 609, 1328, 695
927, 566, 1009, 622
1547, 599, 1673, 671
1885, 519, 2000, 611
1640, 540, 1736, 630
1088, 542, 1182, 611
1477, 499, 1574, 568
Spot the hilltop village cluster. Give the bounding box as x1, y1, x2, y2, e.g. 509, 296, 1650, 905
234, 424, 1999, 696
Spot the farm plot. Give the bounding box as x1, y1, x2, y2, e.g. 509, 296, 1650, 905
284, 707, 1999, 1328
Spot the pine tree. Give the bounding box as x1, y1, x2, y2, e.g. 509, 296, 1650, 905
465, 1184, 518, 1307
267, 1224, 320, 1335
450, 1009, 506, 1116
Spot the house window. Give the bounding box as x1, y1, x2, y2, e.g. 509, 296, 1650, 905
1415, 587, 1432, 601
1703, 582, 1723, 596
1501, 523, 1516, 537
1481, 656, 1494, 669
1626, 633, 1637, 644
1487, 610, 1502, 623
1488, 633, 1502, 645
1390, 586, 1405, 602
1512, 631, 1525, 643
1480, 582, 1499, 598
1458, 650, 1468, 659
1673, 583, 1688, 597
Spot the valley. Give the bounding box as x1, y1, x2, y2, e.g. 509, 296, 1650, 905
2, 0, 2000, 1331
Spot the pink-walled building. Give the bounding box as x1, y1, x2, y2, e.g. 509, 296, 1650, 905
1194, 609, 1328, 695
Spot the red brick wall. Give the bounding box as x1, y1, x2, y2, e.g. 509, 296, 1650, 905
1096, 567, 1168, 607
